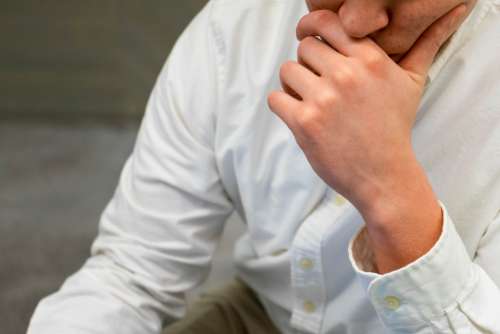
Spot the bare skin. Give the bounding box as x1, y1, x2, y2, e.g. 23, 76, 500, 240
268, 0, 477, 274
305, 0, 477, 59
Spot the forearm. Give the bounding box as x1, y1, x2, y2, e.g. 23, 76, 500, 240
27, 255, 172, 334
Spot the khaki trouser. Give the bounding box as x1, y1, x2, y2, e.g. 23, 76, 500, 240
163, 278, 282, 334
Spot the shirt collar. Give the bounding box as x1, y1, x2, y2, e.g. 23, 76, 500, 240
427, 0, 494, 84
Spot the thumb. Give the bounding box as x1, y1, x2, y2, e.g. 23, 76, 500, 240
399, 4, 468, 82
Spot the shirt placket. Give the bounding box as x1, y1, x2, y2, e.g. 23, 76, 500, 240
290, 189, 351, 334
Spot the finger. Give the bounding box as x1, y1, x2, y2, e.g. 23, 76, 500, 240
399, 4, 467, 80
297, 36, 347, 76
296, 10, 371, 57
267, 90, 301, 129
281, 81, 302, 100
279, 61, 320, 100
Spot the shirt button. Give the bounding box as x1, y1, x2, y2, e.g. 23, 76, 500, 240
299, 258, 314, 270
334, 194, 347, 206
383, 296, 401, 310
303, 300, 317, 313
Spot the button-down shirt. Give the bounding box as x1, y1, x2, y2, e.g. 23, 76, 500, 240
28, 0, 500, 333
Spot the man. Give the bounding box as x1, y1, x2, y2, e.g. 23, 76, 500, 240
28, 0, 500, 333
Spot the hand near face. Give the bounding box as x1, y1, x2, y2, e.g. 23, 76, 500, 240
268, 5, 467, 214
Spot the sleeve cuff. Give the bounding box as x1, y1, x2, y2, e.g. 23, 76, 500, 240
348, 201, 475, 328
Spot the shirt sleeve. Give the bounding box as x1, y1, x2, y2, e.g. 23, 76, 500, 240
348, 202, 500, 333
27, 2, 234, 333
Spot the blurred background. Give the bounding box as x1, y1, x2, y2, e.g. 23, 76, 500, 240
1, 2, 245, 333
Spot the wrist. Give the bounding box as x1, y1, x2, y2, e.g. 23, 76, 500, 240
365, 198, 443, 273
354, 160, 443, 273
353, 150, 426, 224
360, 160, 439, 227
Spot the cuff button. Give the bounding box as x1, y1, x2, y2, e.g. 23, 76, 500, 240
334, 194, 347, 206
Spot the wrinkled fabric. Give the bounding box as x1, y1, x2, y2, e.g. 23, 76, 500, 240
29, 0, 500, 333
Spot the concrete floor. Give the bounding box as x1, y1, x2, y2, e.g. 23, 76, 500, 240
0, 121, 244, 334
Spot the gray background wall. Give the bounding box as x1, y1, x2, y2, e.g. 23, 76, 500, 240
1, 2, 245, 333
1, 0, 208, 122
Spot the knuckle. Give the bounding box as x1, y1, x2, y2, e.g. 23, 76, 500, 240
362, 50, 386, 71
297, 36, 316, 57
310, 9, 336, 27
279, 61, 296, 79
296, 14, 308, 35
297, 106, 321, 131
333, 68, 357, 88
314, 88, 337, 109
297, 10, 334, 39
267, 91, 279, 110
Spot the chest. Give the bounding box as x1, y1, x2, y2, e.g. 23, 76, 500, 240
214, 48, 500, 257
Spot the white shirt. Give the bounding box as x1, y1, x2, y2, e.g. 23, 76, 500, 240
28, 0, 500, 333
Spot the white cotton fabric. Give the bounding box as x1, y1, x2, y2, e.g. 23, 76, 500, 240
28, 0, 500, 333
